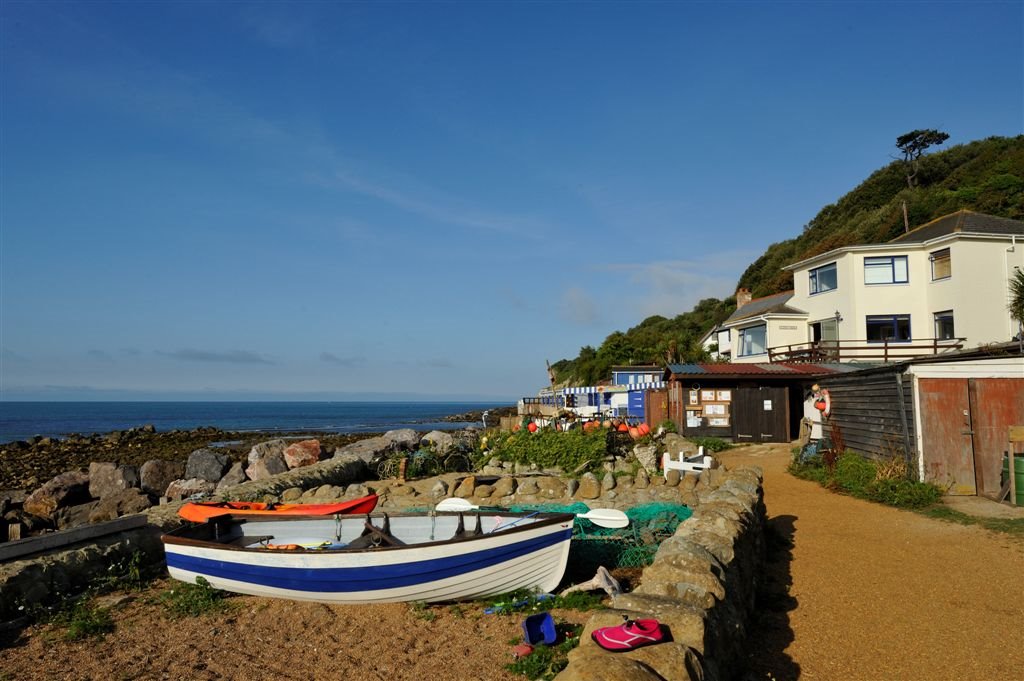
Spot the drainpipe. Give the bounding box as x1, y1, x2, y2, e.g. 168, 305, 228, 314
1009, 236, 1020, 346
911, 372, 926, 481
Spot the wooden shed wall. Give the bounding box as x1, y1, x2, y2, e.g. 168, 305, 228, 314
818, 369, 915, 460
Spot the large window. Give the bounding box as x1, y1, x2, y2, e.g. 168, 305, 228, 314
866, 315, 911, 342
738, 324, 767, 356
809, 262, 837, 294
930, 248, 951, 280
864, 256, 908, 285
934, 311, 955, 340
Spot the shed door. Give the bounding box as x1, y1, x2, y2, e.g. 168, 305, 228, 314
646, 390, 668, 428
734, 387, 789, 442
967, 378, 1024, 497
918, 378, 976, 495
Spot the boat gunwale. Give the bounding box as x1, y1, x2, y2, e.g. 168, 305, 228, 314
161, 510, 577, 554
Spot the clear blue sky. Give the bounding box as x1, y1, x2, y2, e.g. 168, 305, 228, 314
1, 1, 1021, 401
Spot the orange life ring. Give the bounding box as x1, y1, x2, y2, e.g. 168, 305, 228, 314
813, 389, 831, 418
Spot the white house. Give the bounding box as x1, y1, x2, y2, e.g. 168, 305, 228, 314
722, 211, 1024, 363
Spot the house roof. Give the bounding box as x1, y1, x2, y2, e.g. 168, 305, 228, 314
721, 291, 805, 325
888, 210, 1024, 244
664, 362, 870, 380
611, 365, 662, 372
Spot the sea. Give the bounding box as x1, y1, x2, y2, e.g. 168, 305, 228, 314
0, 401, 509, 444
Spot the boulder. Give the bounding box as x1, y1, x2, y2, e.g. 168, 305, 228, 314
537, 477, 567, 498
633, 444, 659, 473
185, 448, 232, 483
164, 478, 217, 501
602, 472, 616, 491
430, 480, 448, 499
280, 487, 304, 502
453, 476, 476, 498
574, 472, 601, 500
474, 484, 495, 498
4, 509, 52, 534
88, 462, 141, 499
215, 461, 248, 491
246, 452, 288, 481
383, 429, 419, 451
345, 483, 370, 498
516, 478, 540, 496
634, 468, 651, 489
283, 440, 322, 469
420, 430, 454, 454
247, 438, 288, 466
492, 477, 517, 498
88, 489, 153, 523
140, 459, 186, 497
54, 501, 100, 530
665, 469, 681, 487
333, 436, 391, 463
24, 470, 91, 518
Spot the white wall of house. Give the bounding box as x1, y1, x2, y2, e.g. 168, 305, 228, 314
729, 315, 808, 363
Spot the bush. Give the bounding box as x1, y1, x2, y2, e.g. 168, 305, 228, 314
789, 451, 943, 509
691, 437, 732, 453
658, 420, 678, 434
487, 429, 609, 474
159, 576, 231, 618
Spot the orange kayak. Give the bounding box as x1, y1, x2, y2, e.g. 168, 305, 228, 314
178, 493, 379, 523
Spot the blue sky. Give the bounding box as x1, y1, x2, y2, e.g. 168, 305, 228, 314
1, 1, 1021, 401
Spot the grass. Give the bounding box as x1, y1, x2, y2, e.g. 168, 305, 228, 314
158, 576, 231, 618
57, 599, 115, 641
921, 506, 1024, 536
790, 451, 943, 509
506, 622, 583, 681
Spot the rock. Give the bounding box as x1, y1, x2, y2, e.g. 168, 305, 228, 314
474, 484, 495, 498
421, 431, 454, 454
164, 478, 217, 501
453, 476, 476, 498
140, 459, 186, 497
575, 473, 602, 500
88, 462, 140, 499
333, 436, 391, 463
281, 487, 304, 502
310, 484, 344, 499
185, 448, 232, 482
537, 477, 566, 498
565, 479, 579, 496
88, 489, 153, 522
665, 469, 681, 487
215, 461, 248, 491
514, 462, 537, 475
633, 444, 659, 473
389, 484, 416, 497
54, 501, 100, 530
4, 509, 52, 534
24, 470, 91, 518
602, 472, 616, 491
282, 440, 320, 469
345, 483, 370, 498
608, 595, 709, 653
141, 424, 156, 433
383, 429, 419, 451
662, 433, 697, 458
635, 468, 651, 489
516, 478, 540, 496
246, 452, 288, 481
430, 480, 448, 499
247, 439, 288, 467
492, 477, 517, 498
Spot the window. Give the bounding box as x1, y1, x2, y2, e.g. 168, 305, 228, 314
930, 248, 951, 280
738, 324, 767, 356
809, 262, 837, 294
934, 311, 955, 340
864, 256, 908, 284
866, 315, 911, 342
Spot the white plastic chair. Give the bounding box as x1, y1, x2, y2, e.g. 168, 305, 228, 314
662, 446, 714, 474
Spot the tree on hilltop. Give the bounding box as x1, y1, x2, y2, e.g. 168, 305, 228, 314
896, 129, 950, 189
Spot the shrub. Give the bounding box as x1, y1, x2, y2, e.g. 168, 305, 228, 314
159, 577, 231, 617
864, 478, 942, 508
691, 437, 732, 453
60, 600, 115, 641
487, 429, 609, 474
789, 451, 943, 509
658, 420, 678, 434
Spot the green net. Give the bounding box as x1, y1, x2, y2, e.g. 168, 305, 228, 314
508, 501, 693, 571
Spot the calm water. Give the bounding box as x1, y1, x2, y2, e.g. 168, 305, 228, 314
0, 401, 507, 444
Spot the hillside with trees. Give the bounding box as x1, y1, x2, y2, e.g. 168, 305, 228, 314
551, 134, 1024, 386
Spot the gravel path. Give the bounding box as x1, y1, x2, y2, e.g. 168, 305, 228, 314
725, 443, 1024, 681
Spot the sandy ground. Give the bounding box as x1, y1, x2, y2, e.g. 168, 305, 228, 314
3, 442, 1023, 680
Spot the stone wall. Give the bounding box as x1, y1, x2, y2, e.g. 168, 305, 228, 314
555, 466, 766, 681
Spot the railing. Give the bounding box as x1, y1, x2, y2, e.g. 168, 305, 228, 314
767, 337, 966, 363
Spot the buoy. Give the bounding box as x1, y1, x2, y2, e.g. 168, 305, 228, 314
628, 427, 640, 439
513, 424, 521, 432
617, 423, 629, 433
527, 422, 538, 433
602, 420, 612, 429
637, 423, 650, 436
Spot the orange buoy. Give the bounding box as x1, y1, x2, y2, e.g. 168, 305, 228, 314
527, 422, 538, 433
602, 420, 612, 429
617, 423, 629, 433
637, 423, 650, 436
628, 427, 640, 439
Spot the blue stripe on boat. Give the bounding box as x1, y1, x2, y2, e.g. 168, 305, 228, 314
166, 528, 571, 593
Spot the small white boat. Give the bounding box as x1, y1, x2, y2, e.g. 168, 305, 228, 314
161, 510, 575, 604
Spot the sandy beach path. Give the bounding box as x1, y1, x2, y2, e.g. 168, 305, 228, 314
725, 443, 1024, 681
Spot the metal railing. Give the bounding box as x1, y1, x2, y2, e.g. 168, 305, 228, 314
767, 337, 966, 363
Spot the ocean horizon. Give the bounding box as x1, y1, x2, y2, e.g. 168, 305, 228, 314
0, 400, 512, 444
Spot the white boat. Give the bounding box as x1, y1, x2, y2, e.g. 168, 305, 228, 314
161, 510, 575, 604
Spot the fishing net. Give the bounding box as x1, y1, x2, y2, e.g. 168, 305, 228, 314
507, 501, 694, 572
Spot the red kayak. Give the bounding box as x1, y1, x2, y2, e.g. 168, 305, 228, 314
178, 493, 379, 523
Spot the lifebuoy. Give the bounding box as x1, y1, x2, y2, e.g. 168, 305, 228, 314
813, 388, 831, 418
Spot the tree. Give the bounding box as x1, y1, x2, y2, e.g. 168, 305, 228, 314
896, 129, 950, 189
1010, 267, 1024, 351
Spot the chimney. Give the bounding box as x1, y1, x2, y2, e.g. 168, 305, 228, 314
736, 288, 752, 309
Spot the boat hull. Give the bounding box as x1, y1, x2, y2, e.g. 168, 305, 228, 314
162, 512, 574, 604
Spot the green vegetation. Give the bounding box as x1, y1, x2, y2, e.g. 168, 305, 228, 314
506, 623, 583, 681
486, 429, 611, 474
59, 599, 115, 641
690, 437, 733, 453
411, 601, 437, 622
790, 451, 943, 509
549, 135, 1023, 384
921, 507, 1024, 537
158, 576, 231, 618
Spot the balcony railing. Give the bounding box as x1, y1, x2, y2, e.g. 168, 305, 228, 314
767, 337, 966, 363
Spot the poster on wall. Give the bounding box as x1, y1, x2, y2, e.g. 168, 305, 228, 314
704, 404, 727, 416
708, 417, 730, 427
686, 414, 702, 428
688, 390, 698, 405
700, 390, 716, 402
716, 390, 732, 401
